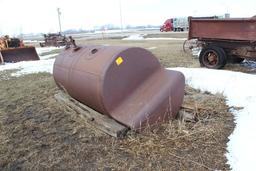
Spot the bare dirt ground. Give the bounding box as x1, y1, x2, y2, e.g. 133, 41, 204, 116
1, 31, 251, 170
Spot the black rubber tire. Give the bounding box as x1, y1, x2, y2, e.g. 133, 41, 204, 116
199, 46, 227, 69
39, 43, 45, 47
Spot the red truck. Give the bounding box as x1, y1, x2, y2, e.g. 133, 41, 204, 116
160, 18, 188, 32
160, 16, 219, 32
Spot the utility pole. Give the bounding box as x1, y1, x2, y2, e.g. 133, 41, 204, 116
57, 8, 62, 33
119, 0, 123, 32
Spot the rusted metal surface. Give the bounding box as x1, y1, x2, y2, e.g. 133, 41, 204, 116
53, 46, 185, 130
188, 17, 256, 42
0, 47, 39, 63
40, 33, 68, 47
188, 17, 256, 67
0, 35, 39, 63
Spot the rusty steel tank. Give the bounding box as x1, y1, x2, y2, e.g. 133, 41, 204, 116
53, 45, 185, 130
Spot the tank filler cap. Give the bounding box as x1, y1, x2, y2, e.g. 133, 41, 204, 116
65, 36, 81, 51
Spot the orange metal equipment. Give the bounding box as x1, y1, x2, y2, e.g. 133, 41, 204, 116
53, 45, 185, 130
0, 36, 39, 63
0, 47, 39, 63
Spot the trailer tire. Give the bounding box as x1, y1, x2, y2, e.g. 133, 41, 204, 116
39, 43, 45, 47
199, 46, 227, 69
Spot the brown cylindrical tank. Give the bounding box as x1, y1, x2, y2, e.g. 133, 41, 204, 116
53, 45, 185, 130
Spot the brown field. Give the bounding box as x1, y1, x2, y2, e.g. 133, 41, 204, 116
1, 32, 249, 170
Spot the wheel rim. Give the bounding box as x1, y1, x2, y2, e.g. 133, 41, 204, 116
183, 40, 193, 53
203, 50, 218, 67
183, 39, 199, 54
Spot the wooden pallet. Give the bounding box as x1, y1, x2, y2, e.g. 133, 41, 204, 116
0, 51, 4, 64
54, 91, 129, 138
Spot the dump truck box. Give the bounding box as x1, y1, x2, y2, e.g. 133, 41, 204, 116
189, 17, 256, 42
188, 17, 256, 69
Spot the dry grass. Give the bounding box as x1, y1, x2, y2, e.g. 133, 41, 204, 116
0, 75, 234, 171
0, 36, 237, 170
144, 32, 188, 38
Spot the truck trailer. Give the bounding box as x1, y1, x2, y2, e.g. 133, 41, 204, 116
160, 17, 188, 32
188, 16, 256, 69
160, 16, 219, 32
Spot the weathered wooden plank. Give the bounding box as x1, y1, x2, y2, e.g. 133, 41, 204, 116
0, 51, 4, 64
55, 91, 128, 138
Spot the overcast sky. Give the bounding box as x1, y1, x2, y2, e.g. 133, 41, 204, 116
0, 0, 255, 35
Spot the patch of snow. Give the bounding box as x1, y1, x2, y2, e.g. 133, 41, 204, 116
146, 37, 186, 41
146, 47, 157, 50
23, 40, 43, 43
36, 47, 63, 55
122, 34, 145, 40
0, 58, 55, 76
95, 29, 129, 34
12, 59, 55, 76
122, 35, 186, 41
0, 63, 21, 72
168, 67, 256, 171
102, 44, 110, 46
0, 47, 60, 77
241, 60, 256, 68
39, 53, 59, 60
